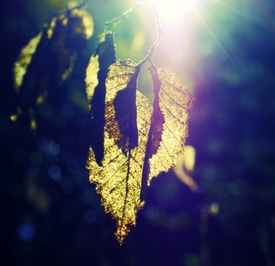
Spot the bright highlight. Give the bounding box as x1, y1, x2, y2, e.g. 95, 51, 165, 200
148, 0, 198, 23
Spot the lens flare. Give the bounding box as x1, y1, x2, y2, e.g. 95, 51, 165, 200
148, 0, 198, 23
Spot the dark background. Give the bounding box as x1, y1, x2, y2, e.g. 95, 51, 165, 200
1, 0, 275, 265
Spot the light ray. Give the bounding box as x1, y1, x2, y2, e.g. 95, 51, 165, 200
194, 9, 239, 69
216, 0, 275, 33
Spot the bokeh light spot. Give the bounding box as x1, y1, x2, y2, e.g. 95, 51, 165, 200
48, 165, 62, 182
209, 202, 219, 216
48, 141, 61, 155
184, 145, 196, 172
17, 223, 35, 243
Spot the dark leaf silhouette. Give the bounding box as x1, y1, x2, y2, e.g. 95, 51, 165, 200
86, 32, 116, 165
105, 60, 142, 154
11, 5, 93, 130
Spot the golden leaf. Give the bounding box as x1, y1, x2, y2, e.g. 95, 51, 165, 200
105, 60, 142, 154
87, 61, 194, 243
13, 33, 42, 92
86, 55, 99, 101
140, 66, 194, 199
146, 66, 194, 182
87, 60, 153, 243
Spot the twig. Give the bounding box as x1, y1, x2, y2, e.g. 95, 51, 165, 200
104, 1, 144, 27
140, 4, 163, 65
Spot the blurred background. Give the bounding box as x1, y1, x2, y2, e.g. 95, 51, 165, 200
1, 0, 275, 265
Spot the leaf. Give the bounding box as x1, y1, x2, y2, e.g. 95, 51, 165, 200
144, 66, 194, 183
86, 61, 194, 243
13, 33, 42, 92
85, 32, 116, 165
141, 64, 165, 200
141, 65, 194, 199
87, 60, 153, 243
105, 60, 142, 154
11, 5, 93, 130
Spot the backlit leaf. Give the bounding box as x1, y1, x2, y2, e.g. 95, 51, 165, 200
105, 60, 142, 154
87, 60, 194, 243
146, 66, 194, 182
141, 66, 194, 199
86, 32, 116, 165
87, 60, 152, 243
13, 33, 42, 92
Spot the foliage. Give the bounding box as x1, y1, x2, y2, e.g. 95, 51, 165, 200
11, 4, 93, 131
12, 2, 194, 243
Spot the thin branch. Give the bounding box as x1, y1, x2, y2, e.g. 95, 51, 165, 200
139, 4, 163, 66
104, 1, 144, 27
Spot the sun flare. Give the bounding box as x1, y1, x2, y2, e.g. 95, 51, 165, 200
148, 0, 198, 23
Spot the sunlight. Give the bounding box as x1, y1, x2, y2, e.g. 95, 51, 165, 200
148, 0, 198, 23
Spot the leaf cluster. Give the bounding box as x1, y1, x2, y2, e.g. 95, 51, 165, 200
85, 7, 194, 243
11, 2, 194, 244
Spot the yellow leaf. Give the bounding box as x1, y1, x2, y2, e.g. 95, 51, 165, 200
146, 67, 194, 182
86, 55, 99, 101
13, 33, 42, 92
87, 60, 153, 243
105, 60, 142, 154
87, 61, 194, 243
141, 66, 194, 199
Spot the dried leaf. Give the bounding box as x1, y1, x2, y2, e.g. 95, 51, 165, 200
86, 32, 116, 165
87, 60, 152, 243
146, 66, 193, 183
87, 61, 194, 243
105, 60, 142, 154
141, 66, 193, 198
